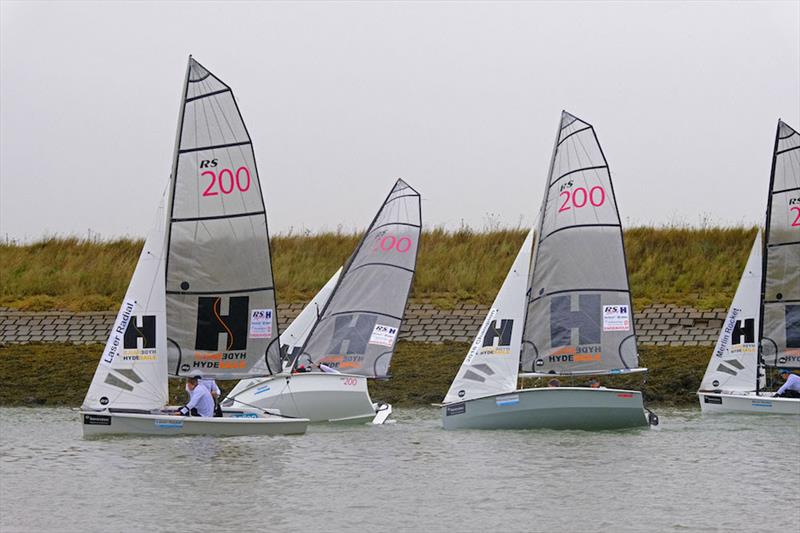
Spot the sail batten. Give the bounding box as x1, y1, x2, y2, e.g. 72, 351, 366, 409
759, 120, 800, 369
521, 111, 638, 375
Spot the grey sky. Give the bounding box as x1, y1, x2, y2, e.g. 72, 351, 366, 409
1, 1, 798, 241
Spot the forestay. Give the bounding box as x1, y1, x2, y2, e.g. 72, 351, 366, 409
761, 120, 800, 369
295, 179, 421, 378
521, 111, 638, 374
700, 234, 762, 392
444, 232, 533, 403
82, 195, 168, 411
165, 57, 282, 378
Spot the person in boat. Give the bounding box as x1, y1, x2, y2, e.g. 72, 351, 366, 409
774, 369, 800, 398
199, 376, 223, 417
588, 378, 604, 389
175, 376, 214, 417
548, 378, 561, 388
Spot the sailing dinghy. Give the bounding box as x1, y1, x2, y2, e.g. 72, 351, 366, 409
224, 180, 421, 424
441, 111, 654, 430
698, 119, 800, 415
80, 57, 309, 436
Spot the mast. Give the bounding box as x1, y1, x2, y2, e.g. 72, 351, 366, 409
756, 120, 781, 396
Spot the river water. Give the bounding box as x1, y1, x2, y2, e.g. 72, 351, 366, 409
1, 407, 798, 532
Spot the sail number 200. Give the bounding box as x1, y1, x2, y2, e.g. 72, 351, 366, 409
558, 186, 606, 212
201, 166, 251, 197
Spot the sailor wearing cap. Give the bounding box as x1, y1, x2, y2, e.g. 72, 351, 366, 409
175, 373, 215, 417
774, 369, 800, 398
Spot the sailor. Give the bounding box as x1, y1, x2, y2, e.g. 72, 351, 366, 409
774, 369, 800, 398
588, 378, 602, 389
547, 378, 561, 388
199, 377, 223, 417
175, 376, 214, 417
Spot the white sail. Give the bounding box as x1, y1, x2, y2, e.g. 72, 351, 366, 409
700, 233, 762, 392
82, 196, 168, 411
280, 267, 342, 366
443, 231, 533, 403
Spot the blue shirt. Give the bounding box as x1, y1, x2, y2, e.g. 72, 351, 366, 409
776, 373, 800, 395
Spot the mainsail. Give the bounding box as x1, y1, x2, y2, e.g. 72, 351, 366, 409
294, 179, 421, 378
521, 111, 639, 375
444, 231, 533, 403
82, 195, 168, 410
760, 120, 800, 369
700, 234, 762, 392
165, 57, 282, 378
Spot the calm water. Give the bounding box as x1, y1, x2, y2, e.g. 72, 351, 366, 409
1, 407, 798, 532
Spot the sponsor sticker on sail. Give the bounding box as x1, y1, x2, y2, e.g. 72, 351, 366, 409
603, 305, 630, 332
369, 324, 398, 347
249, 309, 273, 338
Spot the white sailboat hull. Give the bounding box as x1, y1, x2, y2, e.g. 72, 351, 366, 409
698, 391, 800, 415
81, 408, 308, 437
441, 387, 650, 430
224, 372, 384, 423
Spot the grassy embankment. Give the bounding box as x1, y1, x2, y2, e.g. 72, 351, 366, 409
1, 226, 756, 311
0, 342, 707, 408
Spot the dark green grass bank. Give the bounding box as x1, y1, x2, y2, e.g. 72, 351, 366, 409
1, 342, 709, 408
1, 227, 756, 312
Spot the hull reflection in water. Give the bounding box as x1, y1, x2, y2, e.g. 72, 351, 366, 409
80, 408, 308, 437
441, 387, 650, 430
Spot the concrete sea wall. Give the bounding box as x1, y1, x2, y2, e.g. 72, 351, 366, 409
0, 303, 725, 347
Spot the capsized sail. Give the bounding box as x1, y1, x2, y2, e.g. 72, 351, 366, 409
760, 120, 800, 369
165, 57, 282, 378
294, 179, 421, 378
700, 234, 762, 392
82, 195, 168, 411
444, 231, 533, 403
521, 111, 639, 375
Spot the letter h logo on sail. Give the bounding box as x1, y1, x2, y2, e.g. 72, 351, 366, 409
123, 315, 156, 350
195, 296, 249, 351
328, 314, 377, 355
731, 318, 755, 345
482, 319, 513, 348
550, 294, 601, 347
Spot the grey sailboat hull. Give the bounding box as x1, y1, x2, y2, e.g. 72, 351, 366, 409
441, 387, 649, 430
81, 408, 308, 437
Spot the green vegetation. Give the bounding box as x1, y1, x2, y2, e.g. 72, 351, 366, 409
1, 342, 710, 408
0, 227, 756, 312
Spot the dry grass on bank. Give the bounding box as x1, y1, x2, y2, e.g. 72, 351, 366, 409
1, 227, 756, 312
